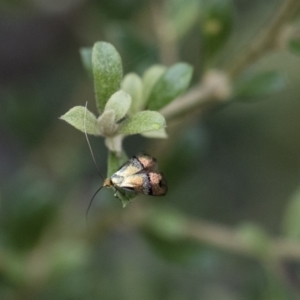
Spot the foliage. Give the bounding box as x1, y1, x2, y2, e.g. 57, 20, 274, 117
1, 0, 300, 299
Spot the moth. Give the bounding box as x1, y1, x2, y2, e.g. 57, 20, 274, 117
104, 152, 168, 197
86, 153, 167, 214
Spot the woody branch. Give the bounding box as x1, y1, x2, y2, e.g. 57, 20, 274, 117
159, 0, 300, 123
88, 204, 300, 262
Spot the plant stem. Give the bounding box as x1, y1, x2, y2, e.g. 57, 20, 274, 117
227, 0, 300, 78
90, 205, 300, 262
160, 0, 300, 123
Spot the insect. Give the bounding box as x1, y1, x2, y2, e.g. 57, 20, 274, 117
103, 152, 168, 197
83, 104, 167, 216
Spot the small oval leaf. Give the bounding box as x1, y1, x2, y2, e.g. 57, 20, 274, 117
147, 63, 193, 110
92, 42, 123, 112
121, 73, 143, 115
143, 65, 166, 104
97, 109, 117, 136
60, 106, 100, 135
105, 90, 131, 122
118, 111, 166, 135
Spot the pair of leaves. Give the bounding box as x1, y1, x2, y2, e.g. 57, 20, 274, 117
60, 105, 166, 138
62, 42, 170, 139
64, 42, 193, 139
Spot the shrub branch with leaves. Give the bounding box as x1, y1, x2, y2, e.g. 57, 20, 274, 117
60, 42, 193, 200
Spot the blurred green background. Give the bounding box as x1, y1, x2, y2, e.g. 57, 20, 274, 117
2, 0, 300, 299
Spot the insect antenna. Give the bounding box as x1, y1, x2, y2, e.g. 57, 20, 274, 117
84, 102, 105, 181
84, 102, 105, 221
86, 185, 103, 222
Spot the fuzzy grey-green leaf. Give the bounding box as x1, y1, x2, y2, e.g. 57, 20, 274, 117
147, 63, 193, 110
92, 42, 123, 112
60, 106, 100, 135
97, 109, 117, 136
143, 65, 166, 104
118, 111, 166, 135
104, 90, 131, 122
121, 73, 143, 114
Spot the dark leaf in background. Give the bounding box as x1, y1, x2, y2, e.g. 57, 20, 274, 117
146, 63, 193, 110
234, 71, 287, 100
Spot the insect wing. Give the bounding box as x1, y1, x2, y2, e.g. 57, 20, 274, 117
147, 171, 168, 196
135, 153, 158, 171
114, 153, 157, 177
114, 157, 143, 177
116, 171, 167, 196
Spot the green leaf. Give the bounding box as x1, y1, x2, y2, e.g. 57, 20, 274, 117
92, 42, 123, 112
104, 90, 131, 122
97, 109, 117, 136
60, 106, 100, 135
201, 0, 234, 60
118, 111, 166, 135
282, 188, 300, 239
234, 71, 287, 100
147, 63, 193, 110
288, 38, 300, 56
141, 128, 168, 139
121, 73, 143, 114
79, 47, 92, 77
143, 65, 167, 104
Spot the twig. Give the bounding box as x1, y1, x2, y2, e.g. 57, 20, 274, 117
227, 0, 300, 78
160, 0, 300, 123
184, 219, 300, 261
160, 70, 231, 122
89, 205, 300, 262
